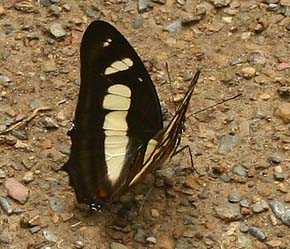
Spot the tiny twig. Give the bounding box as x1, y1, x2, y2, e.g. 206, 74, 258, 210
165, 62, 172, 85
71, 221, 82, 228
0, 106, 53, 135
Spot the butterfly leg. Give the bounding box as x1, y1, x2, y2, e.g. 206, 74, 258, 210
170, 137, 200, 176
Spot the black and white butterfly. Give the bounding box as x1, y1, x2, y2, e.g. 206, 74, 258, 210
62, 20, 200, 211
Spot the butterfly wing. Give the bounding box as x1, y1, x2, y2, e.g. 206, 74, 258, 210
129, 71, 201, 186
62, 21, 163, 209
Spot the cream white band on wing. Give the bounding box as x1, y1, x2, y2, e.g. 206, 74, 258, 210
102, 84, 132, 184
104, 58, 134, 75
129, 138, 158, 186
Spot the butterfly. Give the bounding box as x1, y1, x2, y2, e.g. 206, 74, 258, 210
62, 20, 200, 211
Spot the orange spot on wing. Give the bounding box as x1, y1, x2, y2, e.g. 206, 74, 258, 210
98, 188, 108, 198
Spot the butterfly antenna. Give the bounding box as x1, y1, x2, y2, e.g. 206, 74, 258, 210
165, 62, 177, 112
188, 93, 242, 117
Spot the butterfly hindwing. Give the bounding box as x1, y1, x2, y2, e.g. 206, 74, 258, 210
62, 21, 163, 209
129, 71, 201, 186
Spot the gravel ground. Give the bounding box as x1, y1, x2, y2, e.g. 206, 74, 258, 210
0, 0, 290, 248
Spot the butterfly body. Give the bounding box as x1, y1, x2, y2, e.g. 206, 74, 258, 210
62, 21, 200, 211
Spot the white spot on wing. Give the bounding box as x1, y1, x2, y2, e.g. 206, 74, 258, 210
103, 111, 128, 130
108, 84, 131, 98
104, 58, 134, 75
103, 94, 130, 111
122, 58, 133, 67
103, 83, 132, 184
104, 67, 119, 75
129, 139, 158, 186
105, 130, 127, 136
103, 42, 110, 47
105, 136, 128, 183
103, 38, 112, 47
105, 136, 129, 158
111, 61, 129, 71
143, 139, 158, 163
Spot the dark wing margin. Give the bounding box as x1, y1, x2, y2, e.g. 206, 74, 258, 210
62, 21, 163, 208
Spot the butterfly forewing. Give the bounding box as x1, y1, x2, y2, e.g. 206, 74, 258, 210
62, 21, 163, 208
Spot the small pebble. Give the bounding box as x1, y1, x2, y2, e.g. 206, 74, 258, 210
164, 20, 182, 32
238, 118, 250, 137
22, 171, 34, 183
10, 131, 28, 140
215, 203, 243, 222
158, 235, 175, 249
276, 62, 290, 71
240, 199, 250, 208
252, 200, 269, 213
209, 0, 231, 8
0, 169, 6, 179
277, 86, 290, 99
14, 140, 30, 150
63, 4, 71, 11
29, 226, 42, 234
240, 225, 249, 233
0, 196, 13, 215
39, 0, 52, 7
75, 240, 84, 248
132, 17, 144, 29
266, 239, 282, 247
248, 227, 267, 242
49, 23, 66, 39
134, 228, 146, 243
110, 242, 128, 249
85, 7, 98, 18
270, 199, 290, 226
240, 207, 251, 216
268, 214, 278, 226
5, 136, 17, 145
49, 197, 64, 213
30, 99, 44, 109
138, 0, 150, 12
248, 51, 266, 65
49, 5, 61, 16
267, 3, 279, 11
43, 117, 59, 129
218, 135, 239, 155
43, 229, 58, 243
274, 172, 285, 181
146, 236, 157, 244
268, 155, 282, 165
5, 178, 29, 204
275, 103, 290, 123
0, 75, 12, 85
240, 67, 256, 79
259, 93, 271, 100
151, 209, 160, 218
228, 192, 242, 203
233, 165, 247, 177
22, 159, 34, 169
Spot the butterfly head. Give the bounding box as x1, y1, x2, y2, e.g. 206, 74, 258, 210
82, 198, 109, 212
